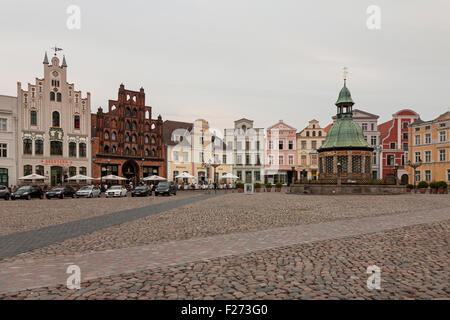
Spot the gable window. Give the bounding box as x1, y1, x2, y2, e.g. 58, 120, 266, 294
371, 136, 377, 146
403, 122, 409, 129
50, 92, 55, 101
390, 142, 396, 149
56, 93, 62, 102
288, 140, 294, 150
52, 111, 60, 127
74, 115, 80, 129
362, 123, 368, 131
50, 141, 63, 156
30, 111, 37, 126
279, 140, 284, 150
23, 139, 32, 155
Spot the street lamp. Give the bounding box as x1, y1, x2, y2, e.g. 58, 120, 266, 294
406, 160, 422, 193
291, 165, 296, 185
202, 158, 220, 194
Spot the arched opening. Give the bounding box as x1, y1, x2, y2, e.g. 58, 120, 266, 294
52, 111, 60, 127
401, 174, 409, 185
122, 159, 139, 185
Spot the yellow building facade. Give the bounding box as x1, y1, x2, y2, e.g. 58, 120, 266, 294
164, 119, 232, 184
296, 120, 327, 180
407, 111, 450, 184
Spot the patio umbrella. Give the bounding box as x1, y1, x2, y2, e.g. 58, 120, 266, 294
67, 174, 95, 181
18, 173, 46, 180
175, 172, 195, 179
143, 175, 167, 181
220, 173, 239, 180
100, 174, 127, 181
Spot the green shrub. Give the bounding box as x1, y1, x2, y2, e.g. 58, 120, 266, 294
265, 183, 272, 188
254, 182, 261, 189
275, 182, 283, 188
429, 181, 438, 189
417, 181, 428, 189
236, 182, 244, 189
406, 184, 414, 189
437, 181, 448, 189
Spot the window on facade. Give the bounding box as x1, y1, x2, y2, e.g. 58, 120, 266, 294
132, 109, 137, 117
311, 154, 318, 165
50, 92, 55, 101
0, 143, 7, 157
371, 123, 375, 131
337, 156, 348, 173
387, 154, 395, 166
23, 139, 32, 155
425, 151, 431, 163
104, 145, 109, 153
24, 165, 32, 176
35, 140, 43, 155
415, 135, 421, 145
36, 165, 44, 176
126, 108, 131, 117
288, 155, 294, 165
301, 155, 307, 166
301, 140, 307, 149
199, 152, 204, 163
79, 143, 86, 157
56, 93, 62, 102
362, 123, 368, 131
79, 167, 86, 176
288, 140, 294, 150
403, 142, 408, 151
268, 155, 273, 165
74, 115, 80, 129
223, 154, 227, 164
145, 148, 149, 156
145, 135, 149, 144
126, 121, 130, 130
0, 118, 7, 131
111, 132, 116, 141
325, 156, 333, 174
306, 131, 310, 137
125, 147, 130, 155
132, 122, 137, 130
440, 131, 446, 142
425, 133, 431, 144
132, 134, 137, 143
371, 136, 377, 146
245, 154, 250, 165
69, 166, 77, 177
279, 140, 284, 150
425, 170, 431, 182
131, 147, 137, 155
30, 111, 37, 126
403, 122, 409, 129
111, 145, 116, 154
352, 156, 362, 173
414, 170, 420, 182
104, 131, 110, 140
50, 141, 63, 155
183, 152, 188, 162
151, 148, 156, 156
125, 133, 130, 142
69, 142, 77, 157
173, 151, 179, 161
52, 111, 60, 127
267, 141, 272, 150
402, 132, 408, 140
390, 142, 396, 149
447, 169, 450, 182
311, 141, 317, 150
415, 152, 422, 163
373, 153, 377, 165
151, 136, 156, 144
278, 155, 284, 165
439, 149, 446, 162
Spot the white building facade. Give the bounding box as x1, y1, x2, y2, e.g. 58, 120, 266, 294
0, 95, 18, 187
17, 52, 91, 186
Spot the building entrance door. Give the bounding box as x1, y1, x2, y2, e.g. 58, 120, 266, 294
0, 168, 8, 187
122, 159, 139, 185
51, 166, 63, 186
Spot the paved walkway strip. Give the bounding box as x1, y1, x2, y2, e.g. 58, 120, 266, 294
0, 208, 448, 295
0, 193, 219, 260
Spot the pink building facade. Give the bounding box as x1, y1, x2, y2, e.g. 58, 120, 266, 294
265, 120, 297, 185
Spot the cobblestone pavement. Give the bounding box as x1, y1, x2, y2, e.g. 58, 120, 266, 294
5, 193, 449, 262
0, 191, 206, 236
0, 193, 220, 260
0, 207, 448, 297
1, 221, 448, 300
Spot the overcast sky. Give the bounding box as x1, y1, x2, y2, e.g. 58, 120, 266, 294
1, 0, 449, 132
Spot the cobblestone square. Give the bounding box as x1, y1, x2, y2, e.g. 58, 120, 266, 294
0, 192, 448, 300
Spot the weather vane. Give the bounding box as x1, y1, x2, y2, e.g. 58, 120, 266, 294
343, 67, 349, 81
51, 45, 63, 56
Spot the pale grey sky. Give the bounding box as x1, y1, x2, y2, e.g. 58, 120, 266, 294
1, 0, 449, 131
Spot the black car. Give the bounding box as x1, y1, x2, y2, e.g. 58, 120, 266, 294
11, 185, 43, 200
0, 185, 10, 200
46, 186, 76, 199
131, 185, 151, 197
155, 181, 177, 196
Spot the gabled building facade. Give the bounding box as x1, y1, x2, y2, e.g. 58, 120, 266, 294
224, 118, 265, 184
296, 119, 326, 180
0, 95, 18, 187
265, 120, 297, 184
91, 85, 166, 184
407, 111, 450, 184
17, 52, 91, 186
378, 109, 419, 183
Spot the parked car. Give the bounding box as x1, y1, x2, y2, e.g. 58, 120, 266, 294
106, 185, 128, 198
0, 185, 11, 200
11, 185, 43, 200
75, 185, 101, 198
155, 181, 177, 196
46, 186, 76, 199
131, 185, 151, 197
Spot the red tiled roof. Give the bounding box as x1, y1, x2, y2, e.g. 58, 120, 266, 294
323, 123, 333, 133
377, 119, 393, 140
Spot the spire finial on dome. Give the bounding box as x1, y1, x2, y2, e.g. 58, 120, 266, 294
43, 51, 49, 64
62, 55, 67, 67
343, 66, 348, 84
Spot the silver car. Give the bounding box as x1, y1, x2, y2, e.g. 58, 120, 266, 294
75, 185, 101, 198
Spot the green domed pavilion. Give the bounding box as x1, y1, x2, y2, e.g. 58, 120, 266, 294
318, 80, 374, 180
